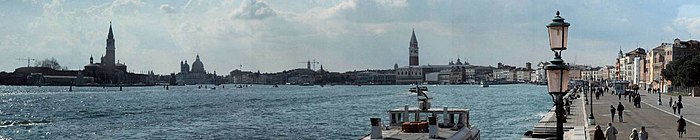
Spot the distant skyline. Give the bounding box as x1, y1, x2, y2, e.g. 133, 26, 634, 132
2, 0, 700, 74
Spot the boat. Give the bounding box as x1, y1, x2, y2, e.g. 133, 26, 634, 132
409, 86, 428, 92
299, 83, 313, 86
361, 87, 480, 140
273, 84, 279, 88
480, 81, 489, 87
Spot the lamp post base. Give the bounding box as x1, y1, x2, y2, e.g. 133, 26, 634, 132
588, 116, 595, 125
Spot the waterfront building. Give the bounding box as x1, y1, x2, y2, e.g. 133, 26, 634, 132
493, 63, 516, 82
516, 68, 533, 83
581, 67, 601, 81
176, 55, 217, 85
516, 62, 533, 83
597, 65, 614, 81
618, 48, 646, 86
465, 66, 494, 84
533, 62, 549, 83
395, 30, 473, 84
646, 38, 700, 92
229, 69, 257, 84
81, 22, 153, 85
568, 68, 582, 81
355, 70, 396, 85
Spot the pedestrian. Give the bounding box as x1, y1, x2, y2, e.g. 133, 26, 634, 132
638, 126, 648, 140
594, 125, 606, 140
634, 95, 641, 108
610, 105, 616, 122
565, 98, 571, 115
677, 101, 683, 114
628, 92, 633, 102
672, 101, 678, 114
605, 122, 618, 140
617, 102, 625, 122
618, 91, 622, 100
669, 97, 673, 108
677, 115, 686, 138
596, 91, 600, 100
629, 128, 639, 140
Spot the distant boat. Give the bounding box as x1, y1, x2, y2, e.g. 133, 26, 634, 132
480, 81, 489, 87
273, 84, 279, 88
300, 83, 312, 86
409, 86, 428, 92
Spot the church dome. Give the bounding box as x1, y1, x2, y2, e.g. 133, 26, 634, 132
191, 55, 206, 73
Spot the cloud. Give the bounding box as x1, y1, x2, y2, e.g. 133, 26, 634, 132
160, 4, 175, 13
231, 0, 276, 20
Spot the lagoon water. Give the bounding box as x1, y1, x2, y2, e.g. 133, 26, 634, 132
1, 84, 550, 139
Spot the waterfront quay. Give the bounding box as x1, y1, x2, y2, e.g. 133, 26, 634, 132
583, 90, 700, 139
526, 91, 586, 139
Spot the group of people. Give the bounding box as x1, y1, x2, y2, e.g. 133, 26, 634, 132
593, 123, 648, 140
609, 102, 625, 122
582, 84, 691, 139
668, 96, 685, 114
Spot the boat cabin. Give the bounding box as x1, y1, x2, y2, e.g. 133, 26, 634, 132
388, 106, 470, 129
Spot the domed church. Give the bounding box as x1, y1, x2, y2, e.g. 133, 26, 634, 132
176, 54, 215, 85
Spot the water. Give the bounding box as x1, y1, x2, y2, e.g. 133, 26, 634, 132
0, 84, 550, 139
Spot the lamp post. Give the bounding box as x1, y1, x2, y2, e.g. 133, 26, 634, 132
546, 11, 570, 140
658, 78, 663, 105
589, 85, 595, 125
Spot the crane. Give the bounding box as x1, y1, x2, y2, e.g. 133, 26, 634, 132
297, 59, 320, 70
16, 57, 35, 67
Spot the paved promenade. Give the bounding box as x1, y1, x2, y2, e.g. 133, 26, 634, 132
584, 90, 700, 139
527, 92, 586, 139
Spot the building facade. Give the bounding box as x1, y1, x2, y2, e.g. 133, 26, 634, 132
176, 55, 217, 85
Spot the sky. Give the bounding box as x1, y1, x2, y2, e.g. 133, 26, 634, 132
2, 0, 700, 75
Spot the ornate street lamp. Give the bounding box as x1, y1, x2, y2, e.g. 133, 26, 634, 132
545, 11, 571, 140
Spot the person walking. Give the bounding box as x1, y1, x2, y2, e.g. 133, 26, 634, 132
677, 101, 683, 114
628, 92, 633, 102
629, 128, 639, 140
605, 123, 618, 140
672, 101, 678, 114
610, 105, 616, 122
669, 97, 673, 108
677, 116, 686, 138
617, 102, 625, 122
618, 91, 622, 100
638, 126, 648, 140
634, 95, 641, 108
594, 125, 606, 140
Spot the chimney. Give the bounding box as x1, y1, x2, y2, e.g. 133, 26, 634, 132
370, 118, 382, 139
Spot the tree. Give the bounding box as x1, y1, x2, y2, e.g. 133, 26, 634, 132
661, 54, 700, 87
34, 57, 65, 70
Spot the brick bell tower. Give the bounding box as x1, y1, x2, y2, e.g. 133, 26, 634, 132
409, 29, 419, 66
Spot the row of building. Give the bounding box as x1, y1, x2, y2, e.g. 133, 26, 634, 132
0, 22, 166, 86
562, 38, 700, 93
612, 39, 699, 92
